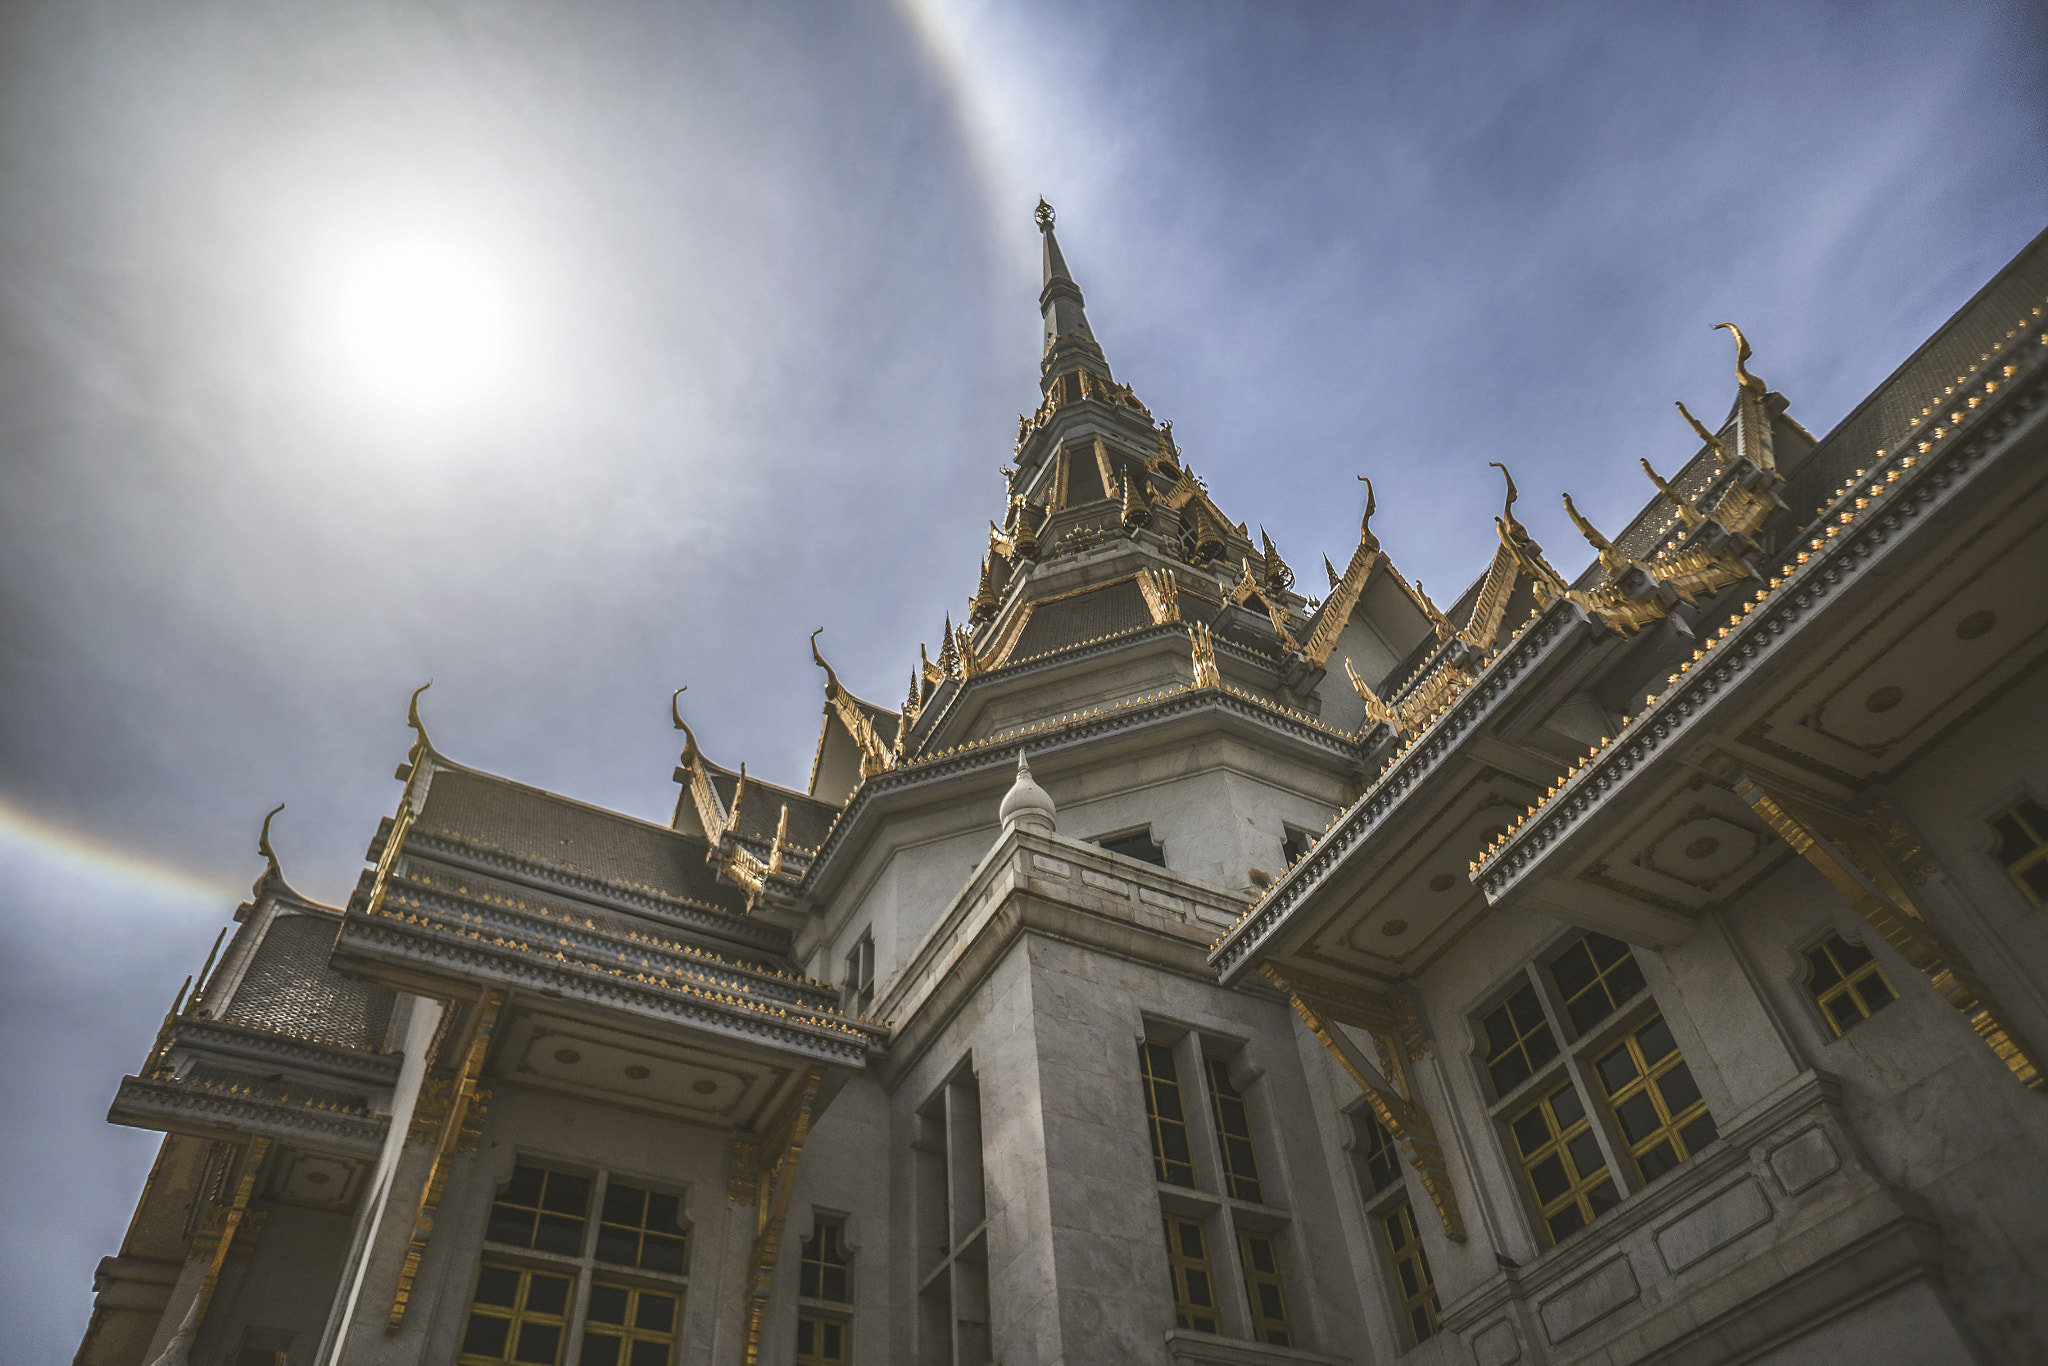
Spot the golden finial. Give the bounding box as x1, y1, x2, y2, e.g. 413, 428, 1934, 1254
257, 801, 285, 874
1120, 472, 1151, 531
1675, 400, 1732, 464
809, 629, 845, 701
1639, 458, 1703, 528
1562, 493, 1625, 577
1035, 198, 1055, 232
405, 682, 433, 753
1356, 475, 1379, 547
1323, 554, 1340, 590
1715, 322, 1766, 396
1489, 462, 1527, 538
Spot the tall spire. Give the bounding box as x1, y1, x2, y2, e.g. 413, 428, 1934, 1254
1035, 199, 1107, 388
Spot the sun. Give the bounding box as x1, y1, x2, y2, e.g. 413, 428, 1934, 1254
301, 213, 534, 437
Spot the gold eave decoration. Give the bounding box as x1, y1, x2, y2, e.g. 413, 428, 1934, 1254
1266, 967, 1466, 1242
811, 630, 896, 779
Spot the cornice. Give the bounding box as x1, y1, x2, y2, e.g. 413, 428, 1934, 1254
1208, 599, 1594, 983
804, 682, 1367, 903
171, 1017, 400, 1086
336, 904, 882, 1068
1472, 321, 2048, 903
385, 872, 841, 1011
396, 826, 787, 957
110, 1073, 389, 1156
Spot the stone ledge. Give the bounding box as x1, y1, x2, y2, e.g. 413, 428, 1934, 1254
1163, 1328, 1352, 1366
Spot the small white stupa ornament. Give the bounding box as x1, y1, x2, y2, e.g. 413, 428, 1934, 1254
999, 751, 1057, 835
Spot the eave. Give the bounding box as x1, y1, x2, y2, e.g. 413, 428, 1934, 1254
109, 1072, 388, 1157
1473, 305, 2048, 905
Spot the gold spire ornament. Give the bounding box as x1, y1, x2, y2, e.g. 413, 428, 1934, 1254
1260, 528, 1294, 594
1137, 566, 1181, 624
1189, 622, 1221, 689
970, 556, 1001, 624
1120, 473, 1151, 532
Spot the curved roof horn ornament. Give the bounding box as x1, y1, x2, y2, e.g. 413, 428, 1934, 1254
1714, 321, 1766, 396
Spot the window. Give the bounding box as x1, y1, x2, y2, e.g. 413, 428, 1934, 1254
1594, 1016, 1717, 1184
1508, 1080, 1618, 1244
580, 1283, 680, 1366
461, 1262, 574, 1365
1206, 1058, 1264, 1203
1549, 931, 1648, 1034
487, 1165, 592, 1256
1481, 983, 1558, 1096
1163, 1215, 1220, 1332
1100, 827, 1167, 867
1353, 1109, 1401, 1198
1380, 1201, 1440, 1347
462, 1162, 689, 1366
796, 1216, 854, 1365
1140, 1032, 1298, 1348
598, 1182, 689, 1274
1477, 932, 1716, 1249
1139, 1042, 1197, 1187
1349, 1110, 1439, 1348
800, 1218, 853, 1302
1991, 797, 2048, 906
1804, 933, 1898, 1036
915, 1066, 988, 1366
1280, 827, 1316, 868
1236, 1230, 1292, 1346
795, 1316, 848, 1365
844, 931, 875, 1016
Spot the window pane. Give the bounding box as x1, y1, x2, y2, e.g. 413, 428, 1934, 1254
1657, 1062, 1702, 1114
1511, 1109, 1550, 1157
1548, 1083, 1585, 1128
1831, 938, 1874, 971
1548, 1205, 1585, 1241
1530, 1154, 1569, 1203
580, 1334, 622, 1366
1606, 956, 1647, 1004
1551, 940, 1596, 998
486, 1208, 532, 1247
636, 1293, 677, 1332
1614, 1092, 1660, 1144
1585, 1177, 1621, 1214
535, 1215, 583, 1256
641, 1235, 687, 1275
1855, 978, 1897, 1015
473, 1265, 520, 1308
1566, 1131, 1606, 1182
587, 1284, 629, 1325
1680, 1113, 1719, 1153
542, 1172, 591, 1217
1597, 1044, 1639, 1093
501, 1164, 545, 1207
1489, 1053, 1532, 1096
1639, 1140, 1680, 1181
1806, 947, 1842, 990
526, 1274, 571, 1317
596, 1226, 639, 1266
1635, 1016, 1677, 1064
602, 1182, 644, 1225
513, 1322, 562, 1364
463, 1315, 512, 1356
627, 1342, 669, 1366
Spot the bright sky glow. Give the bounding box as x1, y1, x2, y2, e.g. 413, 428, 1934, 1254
299, 210, 537, 438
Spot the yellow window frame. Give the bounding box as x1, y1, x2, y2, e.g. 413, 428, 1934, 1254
1508, 1079, 1617, 1245
457, 1261, 575, 1366
1163, 1214, 1219, 1333
578, 1280, 681, 1366
1380, 1199, 1440, 1347
1206, 1057, 1264, 1203
1593, 1015, 1718, 1185
1236, 1228, 1293, 1347
794, 1312, 850, 1365
1804, 933, 1898, 1037
1140, 1043, 1197, 1187
1990, 797, 2048, 907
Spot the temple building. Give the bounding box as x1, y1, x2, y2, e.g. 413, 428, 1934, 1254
77, 207, 2048, 1366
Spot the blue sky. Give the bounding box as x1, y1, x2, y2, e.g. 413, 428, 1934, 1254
2, 0, 2043, 1356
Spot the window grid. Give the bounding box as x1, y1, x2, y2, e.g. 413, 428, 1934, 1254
486, 1165, 592, 1257
597, 1182, 689, 1275
1380, 1200, 1441, 1348
472, 1162, 688, 1366
1990, 798, 2048, 907
1206, 1058, 1265, 1203
1236, 1229, 1293, 1346
1140, 1043, 1197, 1187
1549, 931, 1649, 1035
1805, 934, 1898, 1036
1163, 1215, 1220, 1333
845, 932, 875, 1016
795, 1315, 849, 1366
1355, 1110, 1401, 1197
1481, 983, 1559, 1097
1593, 1016, 1718, 1185
459, 1262, 574, 1365
1508, 1079, 1618, 1246
578, 1281, 680, 1366
799, 1219, 853, 1303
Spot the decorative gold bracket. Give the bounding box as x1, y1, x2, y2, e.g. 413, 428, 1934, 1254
1136, 566, 1181, 625
1266, 967, 1467, 1241
1188, 622, 1221, 690
389, 988, 506, 1331
740, 1069, 823, 1366
1732, 771, 2042, 1092
188, 1135, 271, 1333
